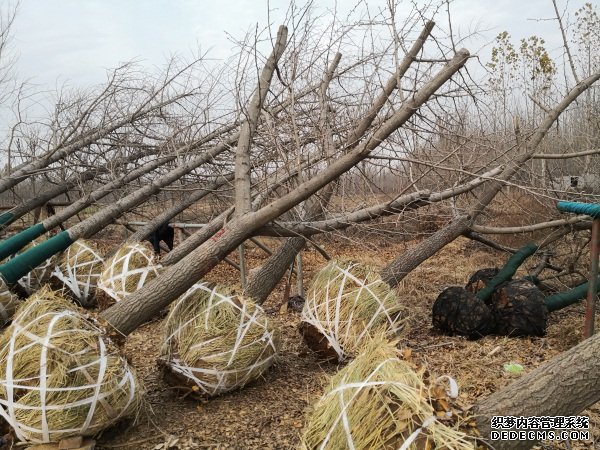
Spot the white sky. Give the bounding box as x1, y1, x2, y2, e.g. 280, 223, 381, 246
10, 0, 575, 91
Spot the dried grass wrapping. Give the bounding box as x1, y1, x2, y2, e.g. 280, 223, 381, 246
300, 337, 474, 450
53, 239, 105, 307
300, 260, 405, 362
159, 283, 278, 398
0, 286, 142, 444
15, 237, 60, 295
0, 278, 21, 327
97, 242, 161, 302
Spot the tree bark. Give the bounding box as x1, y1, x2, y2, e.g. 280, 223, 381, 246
381, 215, 471, 287
473, 331, 600, 450
244, 236, 306, 304
235, 26, 288, 215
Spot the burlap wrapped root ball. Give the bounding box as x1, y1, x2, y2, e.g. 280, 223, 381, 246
301, 337, 474, 450
300, 260, 405, 362
0, 286, 142, 444
0, 278, 21, 327
53, 239, 105, 307
97, 242, 161, 303
159, 283, 278, 398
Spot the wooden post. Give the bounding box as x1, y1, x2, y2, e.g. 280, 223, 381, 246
296, 252, 304, 297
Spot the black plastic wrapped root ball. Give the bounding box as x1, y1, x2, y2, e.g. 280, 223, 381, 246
465, 267, 499, 295
489, 279, 548, 337
432, 287, 494, 338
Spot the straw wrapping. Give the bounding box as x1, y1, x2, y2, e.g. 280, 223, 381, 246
53, 240, 104, 307
160, 283, 278, 397
97, 243, 161, 302
0, 288, 141, 443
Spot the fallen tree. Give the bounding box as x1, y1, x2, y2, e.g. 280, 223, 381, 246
379, 69, 600, 288
99, 29, 471, 334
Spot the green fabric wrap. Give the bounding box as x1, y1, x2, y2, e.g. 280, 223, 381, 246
0, 223, 46, 261
0, 231, 73, 284
0, 212, 13, 226
545, 280, 600, 312
476, 243, 539, 302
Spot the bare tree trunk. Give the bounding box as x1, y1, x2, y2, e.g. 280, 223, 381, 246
473, 331, 600, 450
244, 236, 306, 304
160, 208, 233, 265
242, 23, 439, 303
381, 215, 471, 286
243, 50, 344, 304
381, 71, 600, 287
235, 26, 288, 215
100, 48, 471, 335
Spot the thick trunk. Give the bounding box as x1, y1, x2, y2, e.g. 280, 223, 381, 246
473, 331, 600, 450
160, 208, 233, 266
235, 26, 288, 215
380, 215, 470, 287
101, 216, 253, 334
244, 236, 306, 304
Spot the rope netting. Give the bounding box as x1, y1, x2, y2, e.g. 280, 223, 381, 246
160, 283, 278, 397
0, 287, 141, 444
53, 239, 105, 307
97, 243, 161, 302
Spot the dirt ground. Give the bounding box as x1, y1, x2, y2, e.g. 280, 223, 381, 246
84, 235, 600, 450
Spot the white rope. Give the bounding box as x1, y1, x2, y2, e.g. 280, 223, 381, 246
162, 283, 278, 397
315, 351, 462, 450
397, 416, 437, 450
53, 240, 104, 306
18, 256, 55, 294
301, 262, 401, 361
0, 301, 138, 444
97, 243, 160, 302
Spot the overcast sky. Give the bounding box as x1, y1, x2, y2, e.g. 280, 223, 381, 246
9, 0, 577, 92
